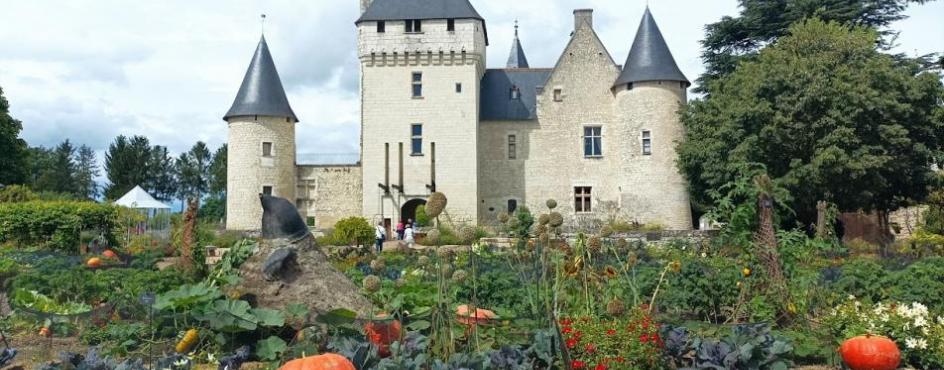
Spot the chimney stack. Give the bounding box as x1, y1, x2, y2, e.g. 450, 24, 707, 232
574, 9, 593, 30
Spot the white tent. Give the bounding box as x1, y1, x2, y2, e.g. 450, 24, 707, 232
114, 185, 171, 210
114, 185, 171, 244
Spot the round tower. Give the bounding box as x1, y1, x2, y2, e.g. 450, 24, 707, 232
224, 36, 298, 231
613, 8, 692, 230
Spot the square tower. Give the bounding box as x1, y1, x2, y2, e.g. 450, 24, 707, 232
356, 0, 487, 226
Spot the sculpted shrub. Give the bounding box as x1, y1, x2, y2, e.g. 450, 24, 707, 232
0, 201, 118, 250
331, 217, 374, 247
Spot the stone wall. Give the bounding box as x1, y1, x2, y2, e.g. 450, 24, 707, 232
297, 164, 363, 230
226, 116, 296, 231
358, 17, 486, 225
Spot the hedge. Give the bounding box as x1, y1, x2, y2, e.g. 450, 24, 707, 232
0, 201, 119, 251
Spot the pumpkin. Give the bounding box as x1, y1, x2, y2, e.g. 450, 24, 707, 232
278, 353, 355, 370
175, 329, 199, 353
87, 257, 102, 268
456, 304, 497, 325
39, 327, 51, 337
102, 250, 117, 259
839, 334, 900, 370
364, 314, 401, 357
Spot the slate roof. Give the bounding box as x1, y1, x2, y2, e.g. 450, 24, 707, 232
614, 8, 689, 88
506, 23, 529, 68
358, 0, 483, 22
224, 36, 298, 122
480, 69, 551, 121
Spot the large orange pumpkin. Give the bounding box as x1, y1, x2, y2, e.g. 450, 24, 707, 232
102, 249, 117, 259
456, 304, 497, 325
278, 353, 354, 370
839, 334, 901, 370
364, 314, 401, 357
87, 257, 102, 268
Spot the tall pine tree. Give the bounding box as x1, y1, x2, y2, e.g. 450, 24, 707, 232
34, 140, 78, 195
74, 145, 99, 200
176, 141, 212, 203
147, 145, 178, 202
104, 135, 152, 199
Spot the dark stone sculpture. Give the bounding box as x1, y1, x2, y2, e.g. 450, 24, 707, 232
260, 194, 310, 241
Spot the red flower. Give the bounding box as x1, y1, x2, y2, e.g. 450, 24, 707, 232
560, 318, 573, 326
642, 321, 650, 329
572, 360, 586, 369
566, 338, 578, 348
584, 343, 595, 353
606, 329, 616, 336
639, 334, 649, 343
573, 330, 583, 339
594, 364, 607, 370
615, 356, 625, 363
562, 326, 573, 334
650, 333, 660, 343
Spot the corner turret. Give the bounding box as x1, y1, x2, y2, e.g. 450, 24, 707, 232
506, 21, 529, 68
614, 8, 689, 89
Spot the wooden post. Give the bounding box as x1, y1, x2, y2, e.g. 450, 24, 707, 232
384, 143, 390, 192
430, 142, 436, 192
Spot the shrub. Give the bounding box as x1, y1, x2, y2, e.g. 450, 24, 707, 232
415, 205, 429, 227
886, 257, 944, 309
0, 201, 118, 251
332, 217, 374, 247
660, 257, 740, 323
0, 185, 38, 203
828, 257, 889, 304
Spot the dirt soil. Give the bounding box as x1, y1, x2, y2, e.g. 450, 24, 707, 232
1, 334, 89, 369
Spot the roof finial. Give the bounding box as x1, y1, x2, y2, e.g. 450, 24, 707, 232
514, 19, 519, 37
260, 13, 266, 35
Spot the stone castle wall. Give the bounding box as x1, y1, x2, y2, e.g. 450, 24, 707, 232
297, 165, 363, 230
226, 116, 297, 230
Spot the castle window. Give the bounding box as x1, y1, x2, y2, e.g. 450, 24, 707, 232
583, 126, 602, 157
575, 186, 592, 213
627, 83, 634, 91
510, 86, 520, 100
411, 72, 422, 97
447, 19, 455, 32
553, 88, 563, 102
642, 130, 652, 155
306, 216, 316, 227
411, 124, 423, 155
262, 186, 273, 196
262, 142, 273, 157
377, 21, 385, 33
507, 199, 518, 213
405, 19, 422, 33
455, 83, 462, 93
508, 134, 517, 159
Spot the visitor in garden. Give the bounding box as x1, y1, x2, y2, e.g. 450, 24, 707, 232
396, 220, 405, 240
404, 222, 415, 248
374, 222, 386, 253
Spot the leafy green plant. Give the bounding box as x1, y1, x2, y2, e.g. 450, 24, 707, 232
11, 289, 91, 315
0, 200, 118, 250
416, 205, 430, 227
332, 217, 374, 247
662, 323, 793, 370
885, 257, 944, 308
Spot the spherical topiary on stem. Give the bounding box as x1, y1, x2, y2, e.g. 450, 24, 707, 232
426, 229, 441, 245
538, 214, 550, 226
459, 226, 476, 243
426, 192, 447, 219
363, 275, 381, 293
498, 212, 510, 224
546, 199, 557, 210
548, 212, 564, 228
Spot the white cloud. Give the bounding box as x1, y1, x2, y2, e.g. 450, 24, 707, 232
0, 0, 941, 173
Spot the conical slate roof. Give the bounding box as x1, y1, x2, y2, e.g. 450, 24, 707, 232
224, 36, 298, 122
506, 22, 529, 68
614, 8, 689, 88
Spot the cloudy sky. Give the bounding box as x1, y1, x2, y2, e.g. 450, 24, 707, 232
1, 0, 942, 172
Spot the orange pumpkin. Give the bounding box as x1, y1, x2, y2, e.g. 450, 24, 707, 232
87, 257, 102, 268
39, 327, 51, 337
102, 250, 117, 259
839, 334, 901, 370
278, 353, 354, 370
364, 314, 401, 357
456, 304, 497, 325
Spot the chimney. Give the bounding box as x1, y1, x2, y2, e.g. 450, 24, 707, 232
360, 0, 372, 14
574, 9, 593, 30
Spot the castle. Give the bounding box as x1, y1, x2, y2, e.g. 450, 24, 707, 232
224, 0, 694, 232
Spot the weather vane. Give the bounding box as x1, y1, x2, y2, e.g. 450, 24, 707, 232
514, 19, 519, 37
261, 14, 266, 34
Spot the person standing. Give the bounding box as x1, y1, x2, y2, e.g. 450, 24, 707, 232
404, 223, 415, 248
374, 222, 386, 254
396, 220, 405, 240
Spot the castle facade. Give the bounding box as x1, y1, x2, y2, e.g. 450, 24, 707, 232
225, 0, 694, 232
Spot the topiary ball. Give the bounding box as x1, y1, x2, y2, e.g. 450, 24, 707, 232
426, 192, 447, 218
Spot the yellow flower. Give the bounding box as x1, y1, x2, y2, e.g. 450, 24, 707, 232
669, 260, 682, 273
742, 267, 752, 277
787, 303, 797, 314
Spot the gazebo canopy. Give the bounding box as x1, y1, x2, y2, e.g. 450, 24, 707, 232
114, 185, 170, 210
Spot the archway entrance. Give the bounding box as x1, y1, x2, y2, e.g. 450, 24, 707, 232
401, 198, 427, 225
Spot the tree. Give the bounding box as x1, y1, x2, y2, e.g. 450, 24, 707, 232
74, 145, 99, 200
678, 20, 944, 227
0, 86, 29, 185
697, 0, 933, 93
104, 135, 153, 199
34, 140, 77, 195
208, 144, 227, 197
176, 141, 212, 202
147, 145, 178, 202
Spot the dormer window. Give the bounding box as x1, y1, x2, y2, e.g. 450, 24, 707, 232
447, 19, 455, 32
405, 19, 422, 33
510, 86, 520, 100
377, 21, 385, 33
627, 83, 634, 91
